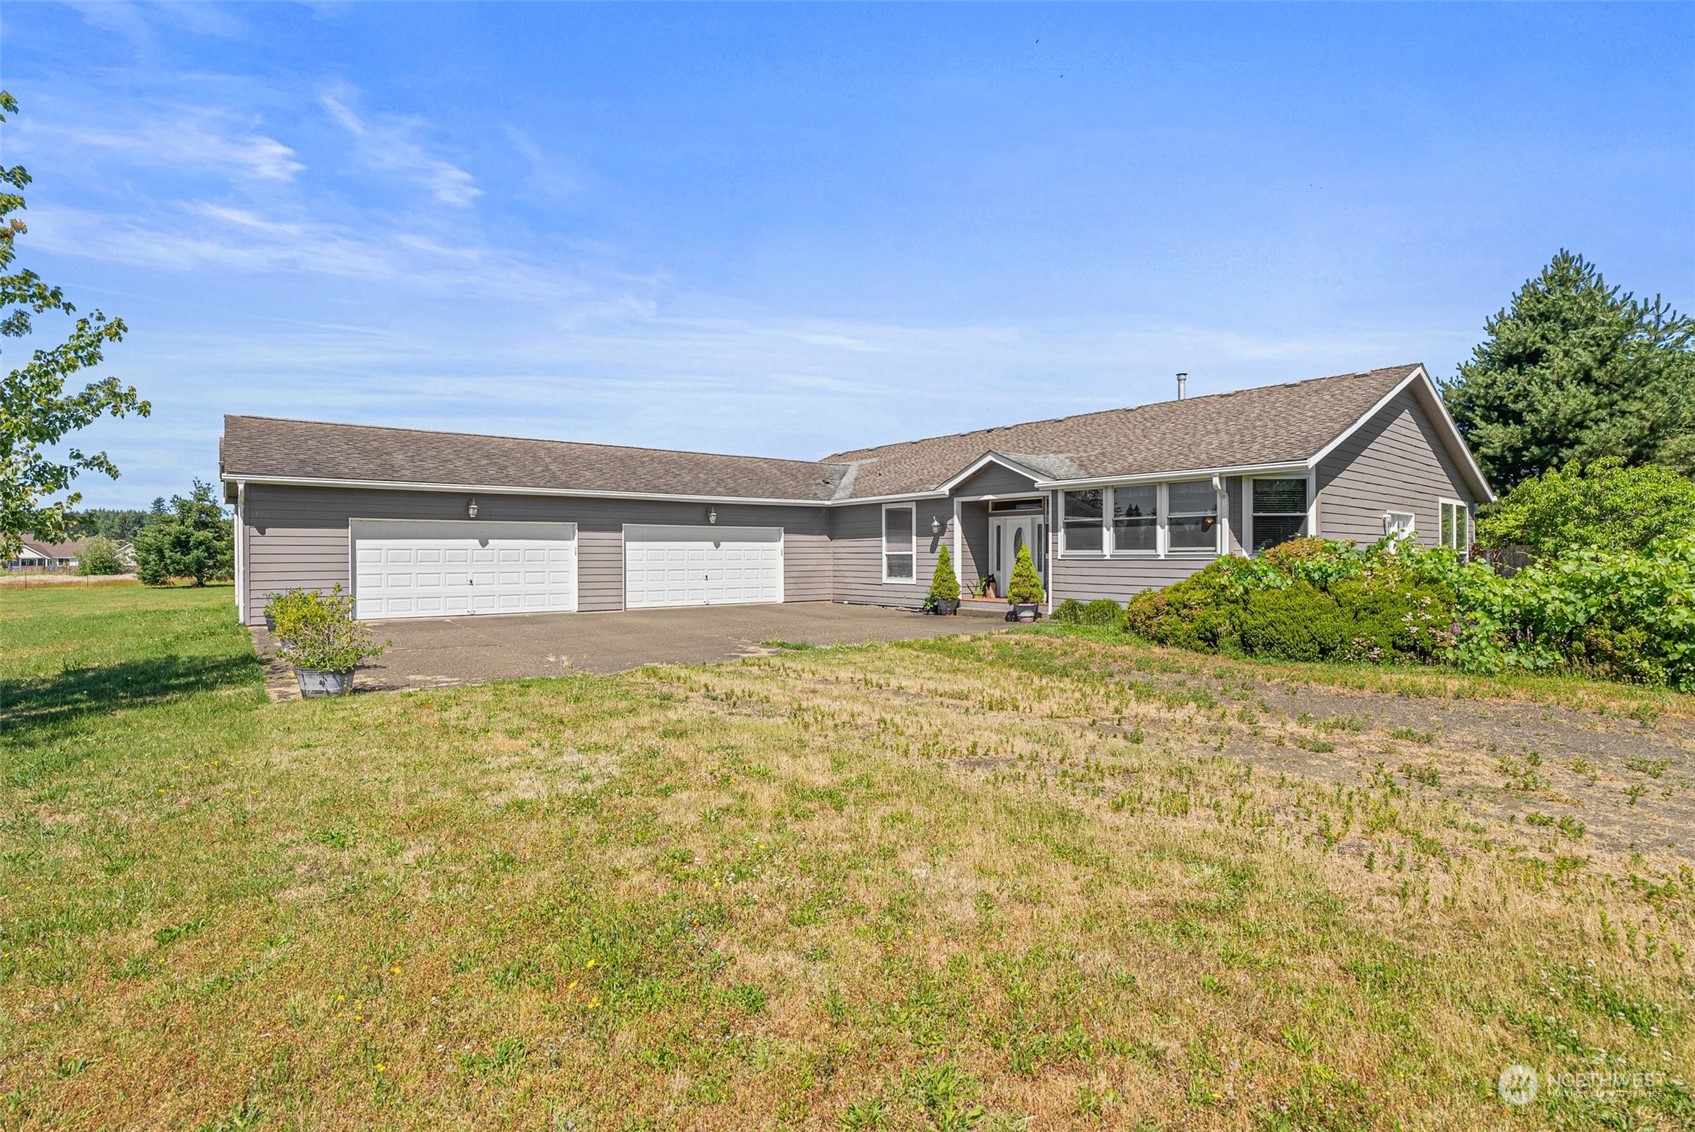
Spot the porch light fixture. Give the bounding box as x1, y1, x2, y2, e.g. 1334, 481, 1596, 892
930, 516, 942, 535
467, 498, 479, 518
707, 506, 718, 525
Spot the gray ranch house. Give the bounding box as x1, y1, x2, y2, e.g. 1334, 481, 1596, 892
220, 363, 1492, 625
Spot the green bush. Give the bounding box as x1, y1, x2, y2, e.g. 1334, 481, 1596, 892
1080, 598, 1123, 626
75, 535, 127, 576
927, 544, 960, 602
1477, 458, 1695, 559
1004, 544, 1045, 606
1052, 598, 1087, 623
273, 585, 387, 673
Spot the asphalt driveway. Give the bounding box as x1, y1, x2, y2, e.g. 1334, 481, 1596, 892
329, 601, 1002, 691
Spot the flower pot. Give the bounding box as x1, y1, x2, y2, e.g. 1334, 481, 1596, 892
1011, 603, 1041, 623
932, 599, 960, 616
295, 668, 354, 697
264, 614, 276, 632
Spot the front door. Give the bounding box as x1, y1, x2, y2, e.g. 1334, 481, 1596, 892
988, 514, 1047, 593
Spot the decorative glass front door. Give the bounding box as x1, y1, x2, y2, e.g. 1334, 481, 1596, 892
988, 513, 1047, 591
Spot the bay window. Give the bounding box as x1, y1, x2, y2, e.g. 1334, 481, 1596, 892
1250, 478, 1308, 553
1167, 480, 1219, 551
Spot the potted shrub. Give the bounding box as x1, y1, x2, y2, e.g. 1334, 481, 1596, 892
274, 585, 387, 697
924, 545, 961, 614
1004, 544, 1045, 622
262, 587, 314, 637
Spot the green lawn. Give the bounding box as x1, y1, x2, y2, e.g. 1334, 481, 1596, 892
1, 584, 1690, 1130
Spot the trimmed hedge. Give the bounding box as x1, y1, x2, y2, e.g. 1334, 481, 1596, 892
1053, 598, 1124, 627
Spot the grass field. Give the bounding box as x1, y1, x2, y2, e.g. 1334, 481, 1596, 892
1, 584, 1691, 1130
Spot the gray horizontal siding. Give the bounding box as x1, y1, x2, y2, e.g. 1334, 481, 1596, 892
951, 462, 1041, 498
829, 499, 954, 609
242, 485, 829, 622
1316, 390, 1478, 548
1049, 555, 1215, 602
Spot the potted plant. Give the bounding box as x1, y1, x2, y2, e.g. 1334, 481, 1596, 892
1004, 544, 1045, 622
924, 545, 961, 614
262, 587, 314, 637
274, 585, 387, 697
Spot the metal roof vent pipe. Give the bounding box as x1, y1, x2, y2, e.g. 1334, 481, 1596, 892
1176, 372, 1188, 400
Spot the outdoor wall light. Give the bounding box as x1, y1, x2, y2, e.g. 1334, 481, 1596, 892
930, 516, 943, 535
707, 506, 718, 525
467, 498, 479, 518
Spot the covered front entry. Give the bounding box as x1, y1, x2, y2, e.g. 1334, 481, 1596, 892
985, 509, 1048, 593
623, 524, 784, 609
350, 519, 579, 621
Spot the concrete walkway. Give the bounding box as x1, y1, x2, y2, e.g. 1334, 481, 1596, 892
289, 602, 1003, 693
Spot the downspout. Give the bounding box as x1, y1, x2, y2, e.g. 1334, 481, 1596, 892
1212, 474, 1228, 556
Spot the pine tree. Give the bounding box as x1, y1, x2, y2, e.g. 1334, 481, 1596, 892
1441, 250, 1695, 490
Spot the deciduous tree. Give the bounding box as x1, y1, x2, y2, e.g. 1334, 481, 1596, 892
0, 92, 148, 561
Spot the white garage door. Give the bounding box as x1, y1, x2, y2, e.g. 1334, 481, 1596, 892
351, 519, 577, 621
623, 524, 783, 609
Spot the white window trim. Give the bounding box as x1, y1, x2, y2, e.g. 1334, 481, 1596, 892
1384, 510, 1416, 539
881, 502, 918, 584
1437, 498, 1469, 558
1244, 473, 1317, 556
1105, 483, 1159, 558
1059, 488, 1109, 558
1163, 478, 1222, 556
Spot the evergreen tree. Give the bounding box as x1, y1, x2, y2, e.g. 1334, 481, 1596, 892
1004, 543, 1045, 605
133, 480, 233, 586
927, 544, 960, 602
1442, 250, 1695, 490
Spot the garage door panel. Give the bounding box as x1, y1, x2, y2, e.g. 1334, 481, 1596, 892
623, 524, 783, 609
351, 520, 577, 621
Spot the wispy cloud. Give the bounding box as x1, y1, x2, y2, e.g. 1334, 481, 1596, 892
320, 90, 481, 207
16, 107, 302, 183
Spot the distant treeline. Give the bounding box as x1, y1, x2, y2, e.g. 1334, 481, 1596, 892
70, 502, 164, 541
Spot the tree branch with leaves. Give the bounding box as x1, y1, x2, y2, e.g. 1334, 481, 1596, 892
0, 91, 149, 561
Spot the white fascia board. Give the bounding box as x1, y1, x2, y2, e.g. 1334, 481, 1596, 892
222, 472, 949, 508
1036, 461, 1309, 491
1304, 369, 1423, 469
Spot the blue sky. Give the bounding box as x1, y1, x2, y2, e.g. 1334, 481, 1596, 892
5, 2, 1692, 507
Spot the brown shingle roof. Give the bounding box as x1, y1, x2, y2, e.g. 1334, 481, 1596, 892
220, 364, 1425, 503
220, 417, 849, 501
824, 364, 1422, 497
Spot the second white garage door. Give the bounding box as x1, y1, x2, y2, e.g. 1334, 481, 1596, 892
623, 524, 783, 609
351, 519, 578, 620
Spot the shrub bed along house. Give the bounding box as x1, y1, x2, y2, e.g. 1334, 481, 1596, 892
1123, 535, 1695, 690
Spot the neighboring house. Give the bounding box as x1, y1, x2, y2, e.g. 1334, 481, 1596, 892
219, 363, 1492, 625
4, 538, 86, 571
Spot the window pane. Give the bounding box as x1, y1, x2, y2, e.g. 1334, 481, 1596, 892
1114, 518, 1156, 552
1440, 504, 1454, 548
1169, 515, 1217, 550
1253, 478, 1307, 514
1112, 485, 1156, 520
1168, 480, 1215, 515
884, 507, 913, 552
885, 553, 914, 580
1252, 514, 1305, 553
1064, 490, 1103, 521
1066, 524, 1104, 553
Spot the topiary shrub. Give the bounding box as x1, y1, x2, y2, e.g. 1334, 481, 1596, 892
927, 544, 961, 603
1004, 544, 1045, 606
